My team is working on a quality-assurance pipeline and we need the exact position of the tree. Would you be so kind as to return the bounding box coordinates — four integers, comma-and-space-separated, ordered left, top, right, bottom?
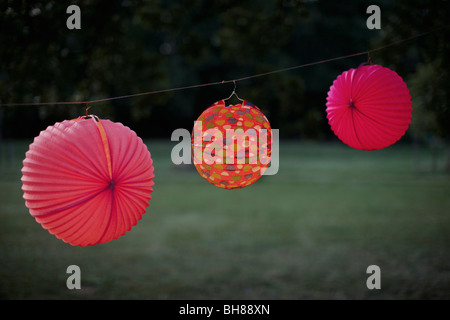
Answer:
0, 0, 168, 138
375, 0, 450, 170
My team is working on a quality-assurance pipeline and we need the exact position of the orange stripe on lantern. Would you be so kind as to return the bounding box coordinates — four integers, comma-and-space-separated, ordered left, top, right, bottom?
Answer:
71, 115, 113, 180
90, 116, 113, 180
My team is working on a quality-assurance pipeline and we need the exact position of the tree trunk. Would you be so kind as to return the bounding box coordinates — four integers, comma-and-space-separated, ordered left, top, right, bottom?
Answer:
413, 138, 420, 174
431, 137, 438, 173
445, 142, 450, 172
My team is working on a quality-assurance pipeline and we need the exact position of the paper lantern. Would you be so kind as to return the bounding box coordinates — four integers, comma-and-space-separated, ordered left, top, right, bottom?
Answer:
21, 115, 155, 246
191, 100, 271, 189
326, 64, 412, 150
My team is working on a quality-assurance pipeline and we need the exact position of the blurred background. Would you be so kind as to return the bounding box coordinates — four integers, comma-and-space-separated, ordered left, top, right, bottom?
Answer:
0, 0, 449, 300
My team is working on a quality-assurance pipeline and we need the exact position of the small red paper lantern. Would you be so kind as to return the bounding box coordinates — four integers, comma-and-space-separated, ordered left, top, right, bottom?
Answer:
191, 100, 272, 189
326, 64, 412, 150
21, 115, 155, 246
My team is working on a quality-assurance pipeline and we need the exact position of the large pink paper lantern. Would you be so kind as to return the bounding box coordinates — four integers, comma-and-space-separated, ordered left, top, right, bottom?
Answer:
21, 115, 155, 246
326, 64, 413, 150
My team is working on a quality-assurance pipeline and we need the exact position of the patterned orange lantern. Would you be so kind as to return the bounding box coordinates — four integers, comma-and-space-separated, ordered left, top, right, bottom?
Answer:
191, 100, 272, 189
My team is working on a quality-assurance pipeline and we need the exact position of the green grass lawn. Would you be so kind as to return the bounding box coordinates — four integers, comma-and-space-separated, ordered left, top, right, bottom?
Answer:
0, 139, 449, 299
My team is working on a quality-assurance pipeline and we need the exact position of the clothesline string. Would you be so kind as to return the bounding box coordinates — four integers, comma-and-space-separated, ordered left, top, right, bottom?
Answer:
0, 28, 436, 107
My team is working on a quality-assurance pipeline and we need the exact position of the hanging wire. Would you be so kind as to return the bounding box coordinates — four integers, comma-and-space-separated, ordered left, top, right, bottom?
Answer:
0, 27, 440, 108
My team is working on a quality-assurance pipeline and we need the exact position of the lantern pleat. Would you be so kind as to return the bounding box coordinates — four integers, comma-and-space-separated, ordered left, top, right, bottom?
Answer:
21, 117, 155, 246
326, 64, 412, 150
352, 112, 389, 150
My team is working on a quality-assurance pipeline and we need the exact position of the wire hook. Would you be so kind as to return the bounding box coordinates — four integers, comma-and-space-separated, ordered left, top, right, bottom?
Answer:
224, 80, 244, 102
85, 105, 92, 117
367, 52, 373, 65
